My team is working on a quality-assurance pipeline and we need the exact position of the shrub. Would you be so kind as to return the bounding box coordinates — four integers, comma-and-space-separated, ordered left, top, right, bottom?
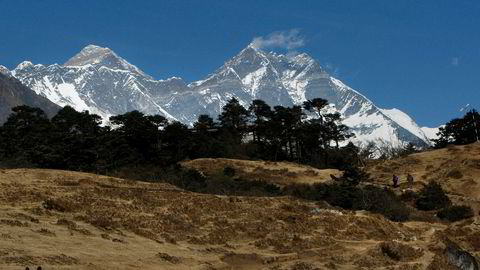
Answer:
284, 180, 410, 221
42, 198, 80, 212
223, 166, 236, 177
43, 199, 66, 212
437, 205, 474, 222
415, 181, 451, 211
323, 183, 358, 209
446, 169, 463, 179
354, 186, 410, 222
339, 166, 370, 186
283, 183, 326, 201
163, 167, 207, 192
379, 241, 423, 261
90, 216, 116, 229
400, 190, 419, 203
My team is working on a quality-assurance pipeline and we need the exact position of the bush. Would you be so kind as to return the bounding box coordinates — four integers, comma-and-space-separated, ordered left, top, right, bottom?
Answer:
354, 186, 410, 222
338, 166, 370, 186
323, 183, 358, 209
283, 183, 327, 201
400, 190, 419, 203
415, 181, 451, 211
43, 199, 66, 212
437, 205, 474, 222
223, 166, 236, 177
162, 167, 207, 191
283, 182, 410, 222
446, 169, 463, 179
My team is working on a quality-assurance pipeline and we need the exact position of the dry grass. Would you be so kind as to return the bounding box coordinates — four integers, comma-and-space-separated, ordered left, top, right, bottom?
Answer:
366, 142, 480, 214
0, 167, 477, 269
181, 158, 342, 186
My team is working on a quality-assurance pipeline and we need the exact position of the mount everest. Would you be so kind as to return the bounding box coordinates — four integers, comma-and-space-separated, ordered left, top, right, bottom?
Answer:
2, 44, 438, 148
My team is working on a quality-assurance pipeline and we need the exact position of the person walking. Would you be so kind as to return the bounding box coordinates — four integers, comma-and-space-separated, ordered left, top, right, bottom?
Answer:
407, 173, 414, 190
392, 174, 399, 188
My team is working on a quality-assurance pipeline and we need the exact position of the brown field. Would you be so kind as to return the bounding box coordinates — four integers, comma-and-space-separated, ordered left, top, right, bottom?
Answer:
0, 144, 479, 269
366, 142, 480, 213
181, 158, 342, 186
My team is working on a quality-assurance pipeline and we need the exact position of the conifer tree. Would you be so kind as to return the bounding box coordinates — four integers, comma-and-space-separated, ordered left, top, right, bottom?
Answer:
218, 98, 250, 131
433, 109, 480, 147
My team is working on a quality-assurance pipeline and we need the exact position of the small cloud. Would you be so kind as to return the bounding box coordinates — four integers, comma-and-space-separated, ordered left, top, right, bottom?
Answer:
451, 57, 459, 66
333, 67, 340, 76
460, 104, 470, 112
324, 63, 341, 77
251, 29, 305, 50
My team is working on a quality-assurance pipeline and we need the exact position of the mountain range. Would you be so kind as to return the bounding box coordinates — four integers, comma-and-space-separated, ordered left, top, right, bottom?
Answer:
0, 72, 60, 124
1, 44, 438, 148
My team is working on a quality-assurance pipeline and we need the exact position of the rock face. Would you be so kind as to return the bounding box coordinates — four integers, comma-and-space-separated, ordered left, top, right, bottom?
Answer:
6, 44, 437, 147
446, 240, 479, 270
0, 73, 60, 124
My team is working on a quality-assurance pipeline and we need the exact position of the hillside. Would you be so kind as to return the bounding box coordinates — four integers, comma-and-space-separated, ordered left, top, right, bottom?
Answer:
0, 168, 478, 269
181, 158, 342, 186
0, 73, 60, 124
366, 142, 480, 213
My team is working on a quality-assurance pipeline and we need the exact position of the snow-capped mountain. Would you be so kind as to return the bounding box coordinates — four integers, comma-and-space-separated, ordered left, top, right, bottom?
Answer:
0, 73, 60, 124
6, 44, 437, 147
11, 45, 182, 122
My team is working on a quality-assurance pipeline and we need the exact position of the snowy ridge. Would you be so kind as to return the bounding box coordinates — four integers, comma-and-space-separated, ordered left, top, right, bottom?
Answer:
6, 44, 439, 148
64, 45, 151, 79
380, 108, 430, 143
0, 65, 11, 76
420, 127, 441, 141
11, 50, 178, 122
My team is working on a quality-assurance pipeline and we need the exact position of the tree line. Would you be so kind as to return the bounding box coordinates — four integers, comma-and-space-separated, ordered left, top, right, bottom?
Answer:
0, 97, 360, 174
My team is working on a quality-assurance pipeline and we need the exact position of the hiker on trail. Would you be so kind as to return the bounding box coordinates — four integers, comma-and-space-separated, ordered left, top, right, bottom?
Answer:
407, 174, 414, 190
392, 174, 399, 188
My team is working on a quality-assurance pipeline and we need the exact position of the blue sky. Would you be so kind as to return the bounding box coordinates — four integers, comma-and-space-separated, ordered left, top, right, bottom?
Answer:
1, 0, 479, 127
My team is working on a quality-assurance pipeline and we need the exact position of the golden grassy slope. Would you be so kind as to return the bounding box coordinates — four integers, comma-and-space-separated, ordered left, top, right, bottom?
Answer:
0, 168, 478, 269
181, 158, 342, 186
366, 143, 480, 212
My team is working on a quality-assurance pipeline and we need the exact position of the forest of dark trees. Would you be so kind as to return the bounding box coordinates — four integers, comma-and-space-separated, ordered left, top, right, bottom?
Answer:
0, 97, 360, 176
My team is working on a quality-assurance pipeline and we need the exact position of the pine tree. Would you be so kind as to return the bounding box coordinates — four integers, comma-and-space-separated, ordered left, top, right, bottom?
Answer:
0, 106, 52, 165
218, 98, 250, 131
303, 98, 329, 124
194, 114, 216, 131
433, 109, 480, 147
50, 106, 103, 170
249, 99, 272, 143
109, 110, 162, 160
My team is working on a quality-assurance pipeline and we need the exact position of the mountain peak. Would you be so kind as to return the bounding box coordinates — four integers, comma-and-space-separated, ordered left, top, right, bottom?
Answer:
0, 65, 10, 76
83, 44, 111, 52
246, 42, 263, 51
64, 45, 112, 66
64, 44, 151, 78
289, 52, 315, 66
236, 44, 263, 57
15, 61, 34, 70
